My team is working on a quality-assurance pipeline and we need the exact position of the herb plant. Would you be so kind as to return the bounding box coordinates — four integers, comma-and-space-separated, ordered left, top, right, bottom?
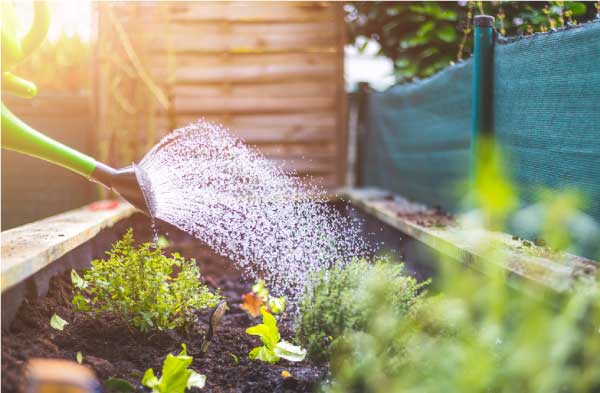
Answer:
246, 307, 306, 364
72, 229, 221, 332
142, 344, 206, 393
296, 258, 427, 362
324, 261, 600, 393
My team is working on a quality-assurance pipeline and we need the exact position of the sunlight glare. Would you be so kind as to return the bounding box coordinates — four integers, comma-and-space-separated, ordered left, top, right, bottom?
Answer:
12, 0, 92, 42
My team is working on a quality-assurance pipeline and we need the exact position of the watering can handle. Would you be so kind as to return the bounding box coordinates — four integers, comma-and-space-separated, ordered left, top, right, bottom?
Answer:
1, 1, 99, 178
22, 2, 52, 59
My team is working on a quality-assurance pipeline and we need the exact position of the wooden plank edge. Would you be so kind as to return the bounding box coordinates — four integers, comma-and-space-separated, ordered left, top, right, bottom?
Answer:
336, 187, 598, 292
1, 200, 137, 293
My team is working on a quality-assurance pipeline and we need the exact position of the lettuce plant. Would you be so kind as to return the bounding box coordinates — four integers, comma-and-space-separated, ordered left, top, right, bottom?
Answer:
72, 229, 221, 332
142, 344, 205, 393
246, 307, 306, 364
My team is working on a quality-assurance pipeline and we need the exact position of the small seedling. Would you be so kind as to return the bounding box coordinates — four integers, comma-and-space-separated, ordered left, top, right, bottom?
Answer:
76, 351, 83, 364
229, 353, 239, 364
142, 344, 206, 393
201, 300, 228, 354
50, 313, 68, 331
246, 307, 306, 364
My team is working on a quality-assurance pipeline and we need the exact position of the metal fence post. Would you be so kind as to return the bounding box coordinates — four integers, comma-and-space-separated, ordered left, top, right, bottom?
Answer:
354, 81, 371, 187
470, 15, 495, 194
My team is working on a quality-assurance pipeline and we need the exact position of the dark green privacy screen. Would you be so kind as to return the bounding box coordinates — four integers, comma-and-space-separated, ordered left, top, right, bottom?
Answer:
493, 21, 600, 225
358, 21, 600, 259
359, 60, 472, 212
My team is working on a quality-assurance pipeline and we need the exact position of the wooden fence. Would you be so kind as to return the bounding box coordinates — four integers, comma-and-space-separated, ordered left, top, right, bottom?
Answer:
1, 94, 96, 230
95, 1, 346, 189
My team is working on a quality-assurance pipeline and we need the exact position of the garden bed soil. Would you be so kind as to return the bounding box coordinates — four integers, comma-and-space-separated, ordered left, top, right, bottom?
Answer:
1, 235, 327, 393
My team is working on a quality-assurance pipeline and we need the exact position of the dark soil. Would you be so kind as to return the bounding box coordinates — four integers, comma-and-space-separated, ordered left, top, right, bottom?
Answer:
397, 207, 455, 228
1, 236, 328, 393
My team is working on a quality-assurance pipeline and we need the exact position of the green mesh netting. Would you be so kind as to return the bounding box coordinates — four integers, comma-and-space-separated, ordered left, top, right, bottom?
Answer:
358, 21, 600, 259
359, 60, 472, 212
493, 21, 600, 227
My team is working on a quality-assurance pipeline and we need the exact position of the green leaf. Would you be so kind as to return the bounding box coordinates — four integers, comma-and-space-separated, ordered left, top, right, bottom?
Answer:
566, 2, 587, 15
187, 370, 206, 389
252, 279, 269, 300
156, 353, 193, 393
267, 297, 286, 314
436, 25, 457, 43
274, 341, 306, 362
71, 269, 88, 289
50, 313, 69, 331
141, 369, 159, 390
104, 377, 136, 392
179, 343, 188, 356
245, 307, 280, 349
72, 294, 90, 311
156, 235, 170, 249
249, 346, 280, 364
76, 351, 83, 364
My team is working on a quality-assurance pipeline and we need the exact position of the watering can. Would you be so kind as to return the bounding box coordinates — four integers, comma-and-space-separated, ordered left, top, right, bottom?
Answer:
1, 2, 151, 215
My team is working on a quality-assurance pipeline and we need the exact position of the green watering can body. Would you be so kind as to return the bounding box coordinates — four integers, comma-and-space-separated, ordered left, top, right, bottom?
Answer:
1, 2, 151, 215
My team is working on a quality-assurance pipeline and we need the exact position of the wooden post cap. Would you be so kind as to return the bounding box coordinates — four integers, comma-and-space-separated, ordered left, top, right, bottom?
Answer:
24, 359, 99, 393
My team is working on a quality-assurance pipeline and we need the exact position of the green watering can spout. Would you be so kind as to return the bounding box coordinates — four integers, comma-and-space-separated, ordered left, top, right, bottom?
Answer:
1, 2, 151, 216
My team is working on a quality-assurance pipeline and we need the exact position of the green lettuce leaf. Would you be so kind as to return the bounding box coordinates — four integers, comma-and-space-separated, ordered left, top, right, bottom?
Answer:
187, 371, 206, 389
141, 344, 205, 392
71, 269, 88, 289
249, 345, 280, 364
274, 340, 307, 362
50, 313, 69, 331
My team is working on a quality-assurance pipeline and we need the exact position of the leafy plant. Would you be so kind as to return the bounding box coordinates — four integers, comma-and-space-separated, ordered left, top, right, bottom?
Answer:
296, 258, 427, 362
50, 313, 69, 331
142, 344, 206, 393
246, 307, 306, 364
346, 1, 597, 81
72, 229, 222, 332
325, 259, 600, 393
241, 279, 286, 317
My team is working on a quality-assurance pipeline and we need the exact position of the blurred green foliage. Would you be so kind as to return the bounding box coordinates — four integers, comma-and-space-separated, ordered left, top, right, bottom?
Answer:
304, 138, 600, 392
345, 1, 599, 80
296, 259, 427, 362
323, 259, 600, 393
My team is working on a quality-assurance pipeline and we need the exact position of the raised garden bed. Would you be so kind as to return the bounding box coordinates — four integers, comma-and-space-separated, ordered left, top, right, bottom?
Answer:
3, 190, 597, 392
1, 199, 438, 392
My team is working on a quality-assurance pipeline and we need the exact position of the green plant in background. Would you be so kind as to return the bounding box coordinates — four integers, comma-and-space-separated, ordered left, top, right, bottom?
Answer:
296, 258, 428, 362
142, 344, 206, 392
323, 257, 600, 393
72, 229, 222, 332
246, 307, 306, 364
345, 1, 598, 81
